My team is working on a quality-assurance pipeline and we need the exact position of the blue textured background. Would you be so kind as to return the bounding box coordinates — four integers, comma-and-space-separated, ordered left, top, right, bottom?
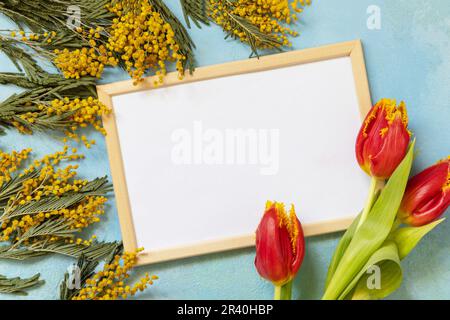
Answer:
0, 0, 449, 300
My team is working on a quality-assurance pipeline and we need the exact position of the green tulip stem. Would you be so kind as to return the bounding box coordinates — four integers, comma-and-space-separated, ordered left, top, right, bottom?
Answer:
356, 177, 379, 230
391, 217, 402, 232
274, 281, 293, 300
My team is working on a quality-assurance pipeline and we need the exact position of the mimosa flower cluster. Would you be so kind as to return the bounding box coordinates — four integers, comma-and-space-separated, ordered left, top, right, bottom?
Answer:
0, 146, 105, 244
12, 97, 110, 148
0, 0, 168, 298
0, 148, 32, 188
53, 0, 186, 85
107, 0, 186, 85
54, 26, 119, 79
54, 46, 118, 80
7, 26, 117, 80
48, 97, 111, 147
72, 248, 158, 300
209, 0, 311, 50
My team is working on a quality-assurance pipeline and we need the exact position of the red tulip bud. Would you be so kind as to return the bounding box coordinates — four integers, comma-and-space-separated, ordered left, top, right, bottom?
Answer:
255, 201, 305, 286
356, 99, 411, 179
398, 157, 450, 226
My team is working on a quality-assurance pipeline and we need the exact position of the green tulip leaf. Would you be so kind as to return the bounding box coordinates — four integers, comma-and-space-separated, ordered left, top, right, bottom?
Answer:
322, 141, 415, 300
325, 189, 382, 289
346, 218, 446, 300
325, 191, 382, 289
340, 241, 402, 300
391, 218, 445, 260
325, 213, 361, 289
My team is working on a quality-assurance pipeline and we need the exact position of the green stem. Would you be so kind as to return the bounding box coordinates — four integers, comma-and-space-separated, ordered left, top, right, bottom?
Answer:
390, 217, 402, 233
356, 177, 379, 230
274, 281, 292, 300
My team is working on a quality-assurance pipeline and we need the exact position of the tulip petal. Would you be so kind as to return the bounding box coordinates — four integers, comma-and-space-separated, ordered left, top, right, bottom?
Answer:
356, 104, 389, 174
369, 115, 410, 179
255, 202, 305, 286
401, 162, 448, 214
355, 99, 411, 179
404, 191, 450, 226
255, 207, 292, 285
362, 107, 389, 162
399, 159, 450, 226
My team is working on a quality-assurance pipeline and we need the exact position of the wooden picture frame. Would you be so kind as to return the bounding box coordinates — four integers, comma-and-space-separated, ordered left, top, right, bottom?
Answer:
97, 40, 372, 266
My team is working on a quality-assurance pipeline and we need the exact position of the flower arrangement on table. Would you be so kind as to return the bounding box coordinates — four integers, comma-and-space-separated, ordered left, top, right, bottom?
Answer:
254, 98, 449, 300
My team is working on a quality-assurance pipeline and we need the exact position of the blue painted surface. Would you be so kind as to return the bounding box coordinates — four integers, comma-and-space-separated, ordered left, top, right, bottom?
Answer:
0, 0, 449, 300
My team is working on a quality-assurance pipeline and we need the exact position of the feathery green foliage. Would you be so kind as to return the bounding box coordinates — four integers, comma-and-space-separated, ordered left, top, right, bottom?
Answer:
0, 240, 120, 261
1, 176, 111, 223
0, 77, 97, 133
0, 273, 44, 295
0, 0, 113, 34
180, 0, 209, 28
59, 243, 123, 300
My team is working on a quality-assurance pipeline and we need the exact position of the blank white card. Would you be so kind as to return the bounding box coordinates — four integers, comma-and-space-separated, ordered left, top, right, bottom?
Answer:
112, 57, 370, 252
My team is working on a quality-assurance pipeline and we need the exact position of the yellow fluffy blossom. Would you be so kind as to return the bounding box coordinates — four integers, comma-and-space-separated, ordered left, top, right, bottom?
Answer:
47, 97, 111, 147
107, 0, 187, 85
53, 25, 118, 79
72, 248, 158, 300
12, 97, 111, 148
209, 0, 311, 50
0, 146, 107, 242
54, 0, 186, 85
54, 46, 118, 79
0, 148, 32, 188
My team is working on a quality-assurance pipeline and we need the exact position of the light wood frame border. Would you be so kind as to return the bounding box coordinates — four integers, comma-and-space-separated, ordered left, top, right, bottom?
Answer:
97, 40, 372, 266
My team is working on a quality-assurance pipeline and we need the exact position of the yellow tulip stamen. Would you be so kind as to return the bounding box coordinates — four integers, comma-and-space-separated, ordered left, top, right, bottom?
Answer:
381, 98, 398, 123
397, 101, 409, 127
383, 99, 409, 125
379, 127, 389, 137
361, 105, 379, 138
275, 202, 287, 228
265, 200, 274, 210
443, 156, 450, 191
269, 201, 299, 254
369, 99, 412, 138
287, 204, 299, 253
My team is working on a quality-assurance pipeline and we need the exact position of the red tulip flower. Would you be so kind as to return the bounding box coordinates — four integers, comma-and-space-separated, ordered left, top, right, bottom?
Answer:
398, 157, 450, 227
255, 201, 305, 298
356, 99, 411, 180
